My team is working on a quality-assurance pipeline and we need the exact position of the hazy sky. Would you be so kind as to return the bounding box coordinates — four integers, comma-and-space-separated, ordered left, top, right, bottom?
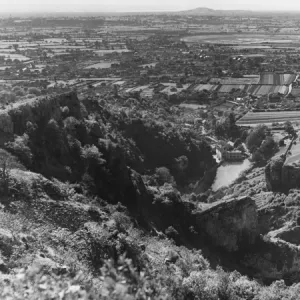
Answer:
1, 0, 300, 12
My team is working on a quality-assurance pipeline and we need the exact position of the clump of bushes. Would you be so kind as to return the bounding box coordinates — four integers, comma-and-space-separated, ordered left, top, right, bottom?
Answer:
155, 167, 175, 186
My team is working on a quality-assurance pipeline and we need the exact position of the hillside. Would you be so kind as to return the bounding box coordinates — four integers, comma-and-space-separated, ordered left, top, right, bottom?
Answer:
1, 91, 300, 299
174, 7, 254, 16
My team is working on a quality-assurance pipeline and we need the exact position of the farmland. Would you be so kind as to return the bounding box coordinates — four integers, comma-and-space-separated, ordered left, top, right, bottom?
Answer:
209, 77, 260, 85
258, 73, 297, 85
193, 84, 219, 92
218, 84, 247, 93
237, 111, 300, 126
182, 34, 300, 45
247, 85, 289, 96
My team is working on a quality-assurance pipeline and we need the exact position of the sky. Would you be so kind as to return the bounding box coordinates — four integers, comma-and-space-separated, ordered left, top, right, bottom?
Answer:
1, 0, 300, 13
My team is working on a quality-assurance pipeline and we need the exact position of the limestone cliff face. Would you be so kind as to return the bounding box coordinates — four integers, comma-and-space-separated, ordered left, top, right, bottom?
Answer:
282, 162, 300, 189
193, 196, 258, 252
265, 155, 300, 190
242, 236, 300, 284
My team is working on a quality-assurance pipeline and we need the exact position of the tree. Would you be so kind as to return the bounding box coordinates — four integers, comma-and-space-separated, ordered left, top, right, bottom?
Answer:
215, 122, 226, 137
284, 121, 296, 137
246, 125, 268, 153
28, 87, 41, 96
155, 167, 175, 186
252, 150, 265, 164
259, 136, 278, 159
81, 144, 105, 173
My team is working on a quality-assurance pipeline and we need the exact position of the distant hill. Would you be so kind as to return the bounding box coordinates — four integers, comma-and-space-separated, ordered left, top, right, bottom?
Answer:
174, 7, 254, 16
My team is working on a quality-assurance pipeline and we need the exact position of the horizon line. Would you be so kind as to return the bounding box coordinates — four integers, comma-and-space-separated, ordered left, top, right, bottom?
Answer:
2, 7, 300, 15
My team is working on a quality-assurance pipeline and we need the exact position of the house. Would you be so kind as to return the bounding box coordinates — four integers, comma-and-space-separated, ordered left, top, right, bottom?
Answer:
217, 142, 246, 161
223, 150, 245, 161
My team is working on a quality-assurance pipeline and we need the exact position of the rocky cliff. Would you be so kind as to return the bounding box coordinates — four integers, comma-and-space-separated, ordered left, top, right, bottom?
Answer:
193, 196, 258, 252
265, 156, 285, 190
265, 155, 300, 191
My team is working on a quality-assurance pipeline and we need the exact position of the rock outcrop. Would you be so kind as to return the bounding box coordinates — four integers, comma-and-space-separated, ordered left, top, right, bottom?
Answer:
282, 162, 300, 189
243, 236, 300, 284
265, 156, 285, 190
265, 155, 300, 191
193, 196, 258, 252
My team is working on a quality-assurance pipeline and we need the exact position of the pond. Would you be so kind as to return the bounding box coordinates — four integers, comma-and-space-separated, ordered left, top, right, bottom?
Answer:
212, 159, 251, 191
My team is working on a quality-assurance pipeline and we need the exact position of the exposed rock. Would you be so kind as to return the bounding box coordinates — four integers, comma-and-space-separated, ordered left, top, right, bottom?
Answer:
265, 156, 285, 191
282, 161, 300, 190
265, 153, 300, 190
193, 196, 258, 252
243, 236, 300, 284
32, 255, 69, 275
270, 226, 300, 245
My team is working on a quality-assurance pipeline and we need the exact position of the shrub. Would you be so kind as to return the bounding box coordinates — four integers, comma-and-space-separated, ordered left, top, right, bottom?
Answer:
155, 167, 175, 186
13, 87, 25, 96
81, 145, 106, 170
26, 94, 36, 99
165, 226, 179, 240
5, 134, 33, 168
0, 91, 16, 104
28, 87, 41, 96
111, 211, 132, 232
